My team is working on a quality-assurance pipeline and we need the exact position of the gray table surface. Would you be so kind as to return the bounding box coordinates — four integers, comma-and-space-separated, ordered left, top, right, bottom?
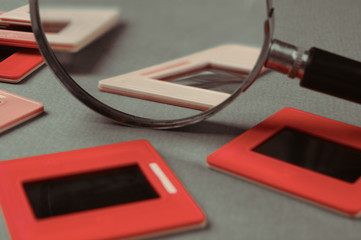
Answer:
1, 0, 361, 239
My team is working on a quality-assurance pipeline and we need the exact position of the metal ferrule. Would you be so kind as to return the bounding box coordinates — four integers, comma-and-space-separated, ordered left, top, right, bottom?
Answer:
265, 39, 309, 79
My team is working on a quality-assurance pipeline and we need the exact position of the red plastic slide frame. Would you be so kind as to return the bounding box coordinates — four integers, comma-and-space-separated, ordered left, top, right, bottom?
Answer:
0, 48, 44, 83
0, 140, 206, 240
207, 108, 361, 217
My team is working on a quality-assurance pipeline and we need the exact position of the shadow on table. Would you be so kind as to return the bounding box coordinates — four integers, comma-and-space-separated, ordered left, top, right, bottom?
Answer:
55, 22, 127, 74
171, 120, 247, 136
0, 111, 48, 137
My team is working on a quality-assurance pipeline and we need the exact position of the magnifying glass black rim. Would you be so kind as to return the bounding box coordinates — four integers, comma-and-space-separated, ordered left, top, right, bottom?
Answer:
29, 0, 274, 129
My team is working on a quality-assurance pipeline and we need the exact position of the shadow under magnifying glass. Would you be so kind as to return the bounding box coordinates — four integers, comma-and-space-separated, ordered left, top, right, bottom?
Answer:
54, 23, 127, 74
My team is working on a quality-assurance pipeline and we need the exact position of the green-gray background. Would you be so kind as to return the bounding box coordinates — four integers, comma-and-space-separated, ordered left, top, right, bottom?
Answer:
1, 0, 361, 239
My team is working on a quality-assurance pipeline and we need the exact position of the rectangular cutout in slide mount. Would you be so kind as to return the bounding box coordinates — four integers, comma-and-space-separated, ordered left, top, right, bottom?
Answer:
160, 66, 247, 94
24, 165, 159, 219
0, 89, 43, 134
207, 108, 361, 217
0, 140, 206, 240
254, 128, 361, 183
99, 45, 262, 111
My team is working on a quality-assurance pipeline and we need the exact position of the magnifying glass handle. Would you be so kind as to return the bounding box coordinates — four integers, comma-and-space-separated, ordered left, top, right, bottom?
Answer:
301, 48, 361, 104
266, 40, 361, 104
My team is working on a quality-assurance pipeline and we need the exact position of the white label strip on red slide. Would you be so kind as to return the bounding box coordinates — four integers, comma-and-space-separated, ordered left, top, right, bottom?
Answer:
149, 163, 177, 194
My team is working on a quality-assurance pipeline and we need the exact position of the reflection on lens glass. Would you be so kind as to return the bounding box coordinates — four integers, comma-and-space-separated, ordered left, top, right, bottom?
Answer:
160, 67, 247, 94
38, 0, 266, 121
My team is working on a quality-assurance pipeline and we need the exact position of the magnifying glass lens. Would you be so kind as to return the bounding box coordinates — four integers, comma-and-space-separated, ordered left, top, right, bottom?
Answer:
35, 0, 267, 126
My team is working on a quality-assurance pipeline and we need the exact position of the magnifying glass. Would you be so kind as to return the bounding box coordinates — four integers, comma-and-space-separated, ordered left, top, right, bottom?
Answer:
29, 0, 361, 129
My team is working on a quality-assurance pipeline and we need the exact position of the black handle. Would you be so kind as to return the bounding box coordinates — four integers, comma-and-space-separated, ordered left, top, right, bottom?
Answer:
301, 48, 361, 104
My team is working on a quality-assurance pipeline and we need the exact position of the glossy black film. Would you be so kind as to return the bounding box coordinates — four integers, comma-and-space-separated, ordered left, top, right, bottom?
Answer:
23, 165, 159, 219
253, 128, 361, 183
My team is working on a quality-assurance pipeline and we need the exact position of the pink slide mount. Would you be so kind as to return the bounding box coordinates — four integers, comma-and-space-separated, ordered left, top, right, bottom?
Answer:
208, 107, 361, 217
0, 89, 43, 133
0, 140, 206, 240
